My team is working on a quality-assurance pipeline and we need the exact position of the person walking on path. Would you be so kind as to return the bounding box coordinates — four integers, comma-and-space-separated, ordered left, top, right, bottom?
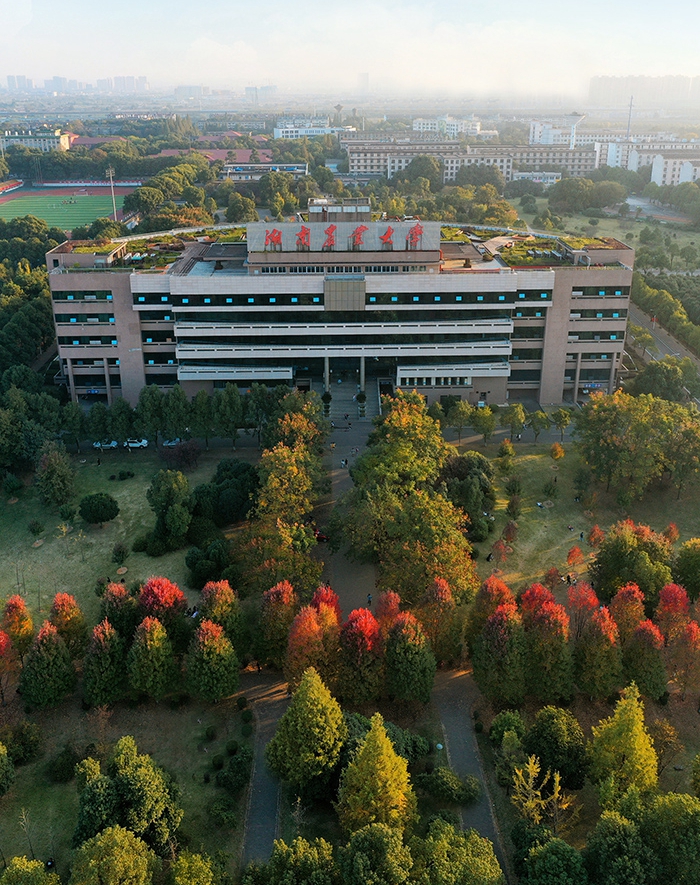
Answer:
367, 593, 372, 607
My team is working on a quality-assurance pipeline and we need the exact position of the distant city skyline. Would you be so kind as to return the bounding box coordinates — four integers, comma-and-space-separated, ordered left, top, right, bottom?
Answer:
2, 0, 700, 98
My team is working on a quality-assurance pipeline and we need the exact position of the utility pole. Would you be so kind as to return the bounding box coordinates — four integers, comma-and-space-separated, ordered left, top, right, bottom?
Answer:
106, 165, 117, 221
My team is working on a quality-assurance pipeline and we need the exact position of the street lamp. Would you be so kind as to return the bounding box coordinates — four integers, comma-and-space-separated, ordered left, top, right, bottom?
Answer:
106, 166, 117, 221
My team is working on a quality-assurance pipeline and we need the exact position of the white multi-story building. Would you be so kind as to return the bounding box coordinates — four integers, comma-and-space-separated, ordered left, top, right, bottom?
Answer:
413, 116, 482, 138
1, 129, 72, 152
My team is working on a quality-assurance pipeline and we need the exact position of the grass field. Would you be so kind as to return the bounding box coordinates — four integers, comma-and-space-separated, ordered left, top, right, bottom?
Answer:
0, 189, 128, 229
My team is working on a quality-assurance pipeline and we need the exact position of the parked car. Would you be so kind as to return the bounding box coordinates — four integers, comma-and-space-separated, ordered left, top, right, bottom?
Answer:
123, 438, 149, 449
93, 440, 118, 450
162, 438, 181, 447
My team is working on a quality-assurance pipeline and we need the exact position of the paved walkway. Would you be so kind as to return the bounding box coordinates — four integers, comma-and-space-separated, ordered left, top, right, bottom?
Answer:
433, 670, 509, 877
240, 671, 289, 865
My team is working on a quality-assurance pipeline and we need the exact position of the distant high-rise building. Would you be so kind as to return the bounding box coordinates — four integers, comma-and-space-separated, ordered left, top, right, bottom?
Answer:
7, 75, 16, 92
97, 78, 113, 92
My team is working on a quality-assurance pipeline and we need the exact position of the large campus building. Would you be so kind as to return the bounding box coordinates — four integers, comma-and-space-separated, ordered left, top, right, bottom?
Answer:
46, 215, 633, 409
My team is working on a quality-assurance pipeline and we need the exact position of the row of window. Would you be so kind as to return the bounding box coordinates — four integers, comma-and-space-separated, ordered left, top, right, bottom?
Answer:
511, 349, 543, 361
399, 377, 473, 387
568, 331, 620, 341
573, 287, 629, 298
366, 291, 552, 306
58, 336, 117, 346
52, 291, 113, 302
570, 309, 627, 319
176, 333, 511, 347
55, 314, 115, 324
134, 293, 324, 307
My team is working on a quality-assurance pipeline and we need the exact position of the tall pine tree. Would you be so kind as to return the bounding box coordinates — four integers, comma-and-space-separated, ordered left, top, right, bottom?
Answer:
185, 619, 239, 702
83, 619, 126, 707
127, 618, 176, 701
19, 621, 76, 708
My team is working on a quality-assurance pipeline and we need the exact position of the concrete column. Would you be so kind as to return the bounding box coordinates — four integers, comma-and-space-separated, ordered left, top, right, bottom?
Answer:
103, 357, 112, 405
608, 356, 618, 394
324, 356, 330, 393
359, 355, 365, 392
573, 353, 582, 400
65, 358, 76, 403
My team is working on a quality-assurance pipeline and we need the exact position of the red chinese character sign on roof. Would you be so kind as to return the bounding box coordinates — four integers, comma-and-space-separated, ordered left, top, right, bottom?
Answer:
350, 225, 369, 249
406, 222, 424, 250
379, 226, 394, 248
265, 229, 282, 250
323, 224, 336, 250
296, 225, 310, 249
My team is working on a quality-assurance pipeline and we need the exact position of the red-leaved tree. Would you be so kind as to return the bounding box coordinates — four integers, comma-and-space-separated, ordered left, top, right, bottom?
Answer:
139, 576, 187, 622
663, 523, 680, 545
574, 606, 622, 700
338, 608, 383, 704
543, 567, 562, 592
311, 585, 342, 623
567, 546, 585, 570
49, 593, 88, 659
524, 600, 573, 702
285, 604, 340, 691
0, 630, 18, 706
623, 619, 667, 701
100, 582, 140, 639
520, 584, 556, 626
200, 580, 240, 643
417, 578, 458, 663
375, 591, 402, 638
384, 612, 436, 704
2, 595, 33, 661
567, 582, 599, 642
185, 619, 239, 702
465, 575, 515, 653
655, 583, 691, 645
608, 583, 646, 646
472, 603, 525, 706
259, 580, 298, 669
83, 619, 126, 707
587, 525, 605, 549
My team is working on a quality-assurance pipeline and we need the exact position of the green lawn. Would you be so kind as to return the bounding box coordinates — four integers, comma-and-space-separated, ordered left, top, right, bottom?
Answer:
0, 192, 125, 228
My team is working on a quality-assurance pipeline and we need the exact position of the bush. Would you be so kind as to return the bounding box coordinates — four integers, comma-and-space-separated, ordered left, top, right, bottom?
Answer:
3, 473, 23, 495
236, 696, 248, 709
505, 476, 523, 496
131, 533, 150, 553
212, 754, 225, 771
111, 542, 129, 565
186, 516, 223, 548
474, 721, 484, 733
209, 796, 238, 829
117, 470, 135, 481
241, 723, 253, 738
205, 725, 217, 742
489, 710, 526, 746
146, 534, 168, 557
216, 745, 253, 796
0, 720, 43, 765
59, 503, 76, 521
427, 810, 461, 829
94, 576, 110, 597
226, 740, 239, 756
543, 480, 558, 498
241, 709, 253, 724
46, 742, 81, 783
28, 519, 44, 536
417, 766, 481, 804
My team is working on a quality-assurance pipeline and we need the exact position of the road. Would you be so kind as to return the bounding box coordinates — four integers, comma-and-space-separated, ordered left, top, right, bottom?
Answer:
629, 303, 700, 369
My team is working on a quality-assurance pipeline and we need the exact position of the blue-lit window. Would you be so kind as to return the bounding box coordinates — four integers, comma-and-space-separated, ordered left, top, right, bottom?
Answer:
541, 293, 548, 299
596, 312, 603, 318
477, 295, 484, 302
161, 296, 168, 302
313, 297, 320, 303
111, 339, 117, 344
146, 337, 153, 343
138, 296, 145, 302
168, 359, 174, 365
107, 294, 113, 300
369, 296, 377, 302
67, 295, 74, 300
515, 311, 523, 317
456, 296, 462, 302
434, 296, 441, 302
391, 296, 398, 302
70, 318, 77, 323
109, 317, 115, 323
269, 297, 276, 303
536, 312, 542, 317
204, 298, 211, 304
72, 339, 80, 345
518, 292, 525, 299
413, 296, 420, 302
226, 298, 232, 303
615, 290, 622, 295
247, 298, 254, 304
115, 360, 120, 366
182, 298, 189, 304
164, 315, 171, 321
148, 359, 154, 365
498, 295, 506, 301
611, 334, 617, 340
612, 312, 619, 318
291, 297, 298, 303
599, 290, 605, 296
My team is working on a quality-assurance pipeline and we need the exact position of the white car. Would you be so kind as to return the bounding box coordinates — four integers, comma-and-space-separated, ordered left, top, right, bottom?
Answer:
93, 440, 118, 450
123, 438, 149, 449
162, 438, 181, 447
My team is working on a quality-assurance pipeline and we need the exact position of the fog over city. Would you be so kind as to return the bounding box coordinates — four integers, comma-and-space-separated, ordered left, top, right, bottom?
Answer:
3, 0, 700, 98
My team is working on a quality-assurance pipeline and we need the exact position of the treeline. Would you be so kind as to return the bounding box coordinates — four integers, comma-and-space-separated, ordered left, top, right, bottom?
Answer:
574, 389, 700, 502
332, 391, 480, 604
644, 178, 700, 226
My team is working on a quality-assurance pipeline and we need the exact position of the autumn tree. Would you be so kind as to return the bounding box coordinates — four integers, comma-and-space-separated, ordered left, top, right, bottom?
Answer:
199, 580, 240, 645
259, 580, 298, 669
673, 537, 700, 601
185, 619, 239, 702
0, 857, 60, 885
19, 621, 76, 708
375, 591, 401, 638
138, 576, 187, 626
340, 824, 413, 885
384, 612, 436, 705
170, 852, 216, 885
410, 818, 504, 885
566, 546, 585, 571
523, 601, 573, 703
589, 683, 658, 804
622, 620, 667, 700
465, 575, 515, 653
127, 618, 177, 701
83, 620, 126, 707
667, 620, 700, 698
244, 837, 338, 885
472, 603, 526, 706
0, 630, 18, 705
285, 604, 339, 691
574, 607, 622, 700
338, 608, 383, 704
588, 524, 605, 549
567, 582, 599, 642
266, 667, 347, 796
311, 584, 342, 622
654, 583, 690, 644
0, 740, 14, 797
2, 595, 33, 660
416, 577, 458, 663
336, 713, 416, 834
609, 583, 645, 645
49, 592, 88, 658
100, 582, 139, 640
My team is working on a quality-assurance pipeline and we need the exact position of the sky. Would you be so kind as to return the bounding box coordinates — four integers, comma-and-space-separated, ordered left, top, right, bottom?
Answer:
3, 0, 700, 98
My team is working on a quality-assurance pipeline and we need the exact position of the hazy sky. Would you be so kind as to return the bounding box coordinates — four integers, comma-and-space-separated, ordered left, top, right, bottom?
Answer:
3, 0, 700, 97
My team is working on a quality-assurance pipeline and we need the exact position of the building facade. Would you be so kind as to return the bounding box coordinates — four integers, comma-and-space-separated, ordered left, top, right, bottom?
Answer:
46, 223, 633, 409
1, 129, 72, 152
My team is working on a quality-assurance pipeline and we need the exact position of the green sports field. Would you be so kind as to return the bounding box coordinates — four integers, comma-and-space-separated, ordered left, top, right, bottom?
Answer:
0, 189, 126, 229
